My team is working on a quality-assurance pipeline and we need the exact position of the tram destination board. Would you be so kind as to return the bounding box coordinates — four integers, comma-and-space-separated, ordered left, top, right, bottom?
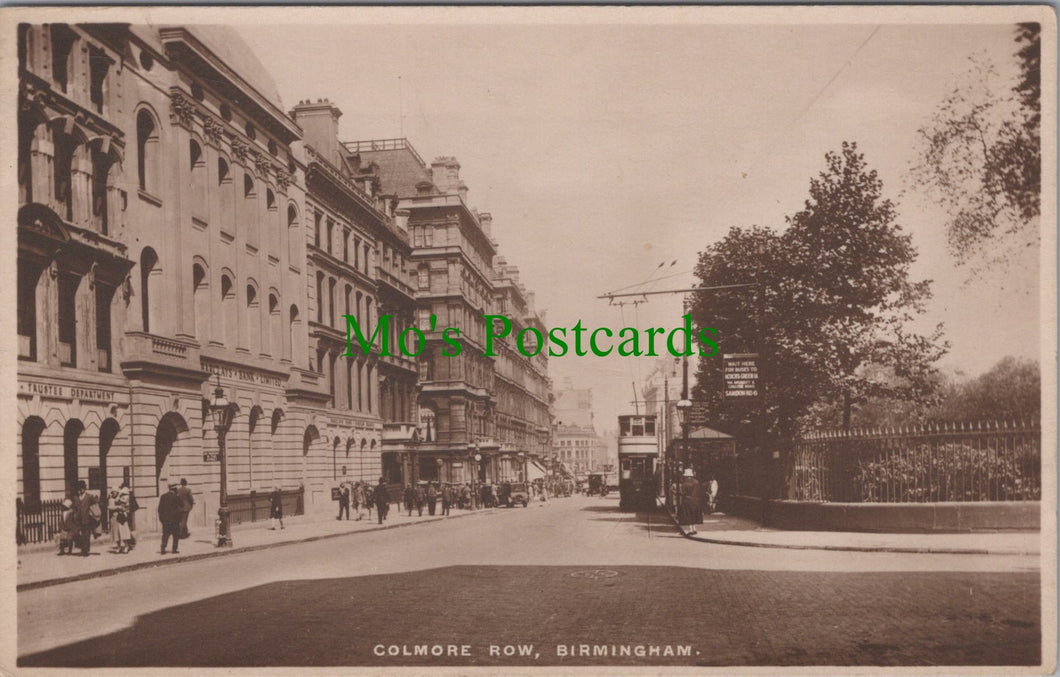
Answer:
723, 353, 759, 399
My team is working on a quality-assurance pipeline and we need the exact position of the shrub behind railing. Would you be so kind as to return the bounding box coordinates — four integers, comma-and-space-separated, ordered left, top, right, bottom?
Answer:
789, 420, 1040, 503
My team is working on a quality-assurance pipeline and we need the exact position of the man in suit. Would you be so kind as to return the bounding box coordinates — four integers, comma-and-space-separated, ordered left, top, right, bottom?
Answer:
70, 480, 100, 557
426, 482, 438, 516
373, 477, 390, 525
158, 482, 184, 554
177, 478, 195, 539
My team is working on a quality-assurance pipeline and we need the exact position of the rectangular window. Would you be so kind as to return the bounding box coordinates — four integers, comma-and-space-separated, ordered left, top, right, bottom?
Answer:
417, 266, 429, 290
88, 45, 111, 114
17, 263, 38, 361
57, 273, 78, 367
51, 25, 77, 93
95, 283, 113, 372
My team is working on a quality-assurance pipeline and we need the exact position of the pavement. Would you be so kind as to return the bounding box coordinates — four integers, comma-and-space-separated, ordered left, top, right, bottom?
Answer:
18, 495, 1041, 593
15, 494, 1042, 668
16, 503, 497, 591
662, 502, 1042, 555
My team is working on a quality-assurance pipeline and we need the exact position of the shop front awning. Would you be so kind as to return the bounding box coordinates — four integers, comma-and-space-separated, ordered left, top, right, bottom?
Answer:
527, 461, 547, 481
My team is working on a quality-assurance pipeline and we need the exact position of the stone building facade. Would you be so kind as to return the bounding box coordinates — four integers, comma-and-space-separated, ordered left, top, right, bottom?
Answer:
16, 24, 553, 540
348, 141, 553, 485
290, 99, 419, 497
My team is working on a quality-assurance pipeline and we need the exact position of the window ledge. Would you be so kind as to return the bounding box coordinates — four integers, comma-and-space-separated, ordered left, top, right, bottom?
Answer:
137, 189, 162, 208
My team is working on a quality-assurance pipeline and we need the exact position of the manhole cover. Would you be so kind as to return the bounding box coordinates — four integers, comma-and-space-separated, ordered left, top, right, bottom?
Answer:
569, 569, 619, 580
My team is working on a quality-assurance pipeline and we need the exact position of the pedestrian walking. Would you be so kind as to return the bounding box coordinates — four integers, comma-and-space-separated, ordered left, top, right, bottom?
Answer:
413, 482, 426, 516
427, 482, 438, 516
374, 477, 389, 524
353, 482, 366, 521
158, 481, 183, 554
177, 478, 195, 539
109, 486, 134, 553
364, 485, 373, 520
71, 480, 101, 557
441, 484, 451, 516
708, 476, 719, 514
58, 498, 76, 555
125, 482, 140, 549
269, 486, 285, 530
461, 484, 471, 510
677, 468, 704, 534
337, 483, 350, 520
404, 484, 415, 516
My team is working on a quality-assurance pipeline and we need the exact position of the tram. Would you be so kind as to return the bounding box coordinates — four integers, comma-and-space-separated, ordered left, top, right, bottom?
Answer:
617, 414, 659, 511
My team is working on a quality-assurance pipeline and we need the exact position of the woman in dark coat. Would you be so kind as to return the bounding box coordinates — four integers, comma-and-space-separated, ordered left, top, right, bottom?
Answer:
269, 487, 284, 530
677, 469, 704, 534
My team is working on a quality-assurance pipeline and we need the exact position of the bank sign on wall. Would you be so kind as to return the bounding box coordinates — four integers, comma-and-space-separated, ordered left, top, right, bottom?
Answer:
723, 353, 759, 399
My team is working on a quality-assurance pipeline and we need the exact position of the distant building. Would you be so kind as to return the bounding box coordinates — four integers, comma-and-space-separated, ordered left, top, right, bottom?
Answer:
345, 139, 552, 485
552, 383, 607, 473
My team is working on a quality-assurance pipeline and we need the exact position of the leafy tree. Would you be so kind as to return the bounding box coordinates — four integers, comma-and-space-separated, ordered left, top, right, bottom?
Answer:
907, 23, 1040, 272
691, 143, 948, 442
932, 356, 1040, 422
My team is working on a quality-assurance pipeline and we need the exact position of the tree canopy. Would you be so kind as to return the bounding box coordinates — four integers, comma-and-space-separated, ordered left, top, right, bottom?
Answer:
907, 23, 1040, 273
691, 142, 947, 441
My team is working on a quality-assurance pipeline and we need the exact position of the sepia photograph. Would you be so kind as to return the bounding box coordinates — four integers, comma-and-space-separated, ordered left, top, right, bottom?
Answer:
4, 5, 1056, 673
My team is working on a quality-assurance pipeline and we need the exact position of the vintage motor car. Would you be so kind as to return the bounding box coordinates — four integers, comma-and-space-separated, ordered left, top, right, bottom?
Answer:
506, 482, 530, 507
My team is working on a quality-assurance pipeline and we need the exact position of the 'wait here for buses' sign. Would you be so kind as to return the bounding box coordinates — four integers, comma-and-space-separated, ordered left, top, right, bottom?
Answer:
723, 353, 759, 399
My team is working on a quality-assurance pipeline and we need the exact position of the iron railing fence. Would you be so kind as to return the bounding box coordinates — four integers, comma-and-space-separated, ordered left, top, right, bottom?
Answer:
788, 420, 1040, 503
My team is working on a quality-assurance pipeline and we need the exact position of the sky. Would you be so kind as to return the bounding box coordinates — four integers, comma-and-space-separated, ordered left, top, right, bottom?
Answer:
236, 16, 1042, 430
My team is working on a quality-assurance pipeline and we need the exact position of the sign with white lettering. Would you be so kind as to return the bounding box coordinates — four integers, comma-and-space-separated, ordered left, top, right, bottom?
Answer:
723, 353, 759, 399
18, 380, 118, 402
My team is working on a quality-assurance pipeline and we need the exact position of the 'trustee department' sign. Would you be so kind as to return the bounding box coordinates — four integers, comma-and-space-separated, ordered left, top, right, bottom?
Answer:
723, 353, 759, 399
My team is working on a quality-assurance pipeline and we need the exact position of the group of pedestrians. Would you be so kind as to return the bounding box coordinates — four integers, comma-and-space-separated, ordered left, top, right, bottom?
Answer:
401, 481, 458, 517
675, 469, 720, 535
335, 481, 373, 522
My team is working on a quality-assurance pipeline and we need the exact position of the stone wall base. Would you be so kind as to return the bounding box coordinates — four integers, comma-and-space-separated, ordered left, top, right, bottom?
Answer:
721, 495, 1040, 532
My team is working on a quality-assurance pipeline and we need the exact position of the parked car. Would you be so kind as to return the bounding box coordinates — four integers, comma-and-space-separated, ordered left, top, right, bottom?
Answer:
507, 482, 530, 507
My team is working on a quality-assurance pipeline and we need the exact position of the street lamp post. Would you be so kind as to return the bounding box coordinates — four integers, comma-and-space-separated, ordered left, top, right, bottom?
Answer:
675, 398, 692, 513
209, 378, 235, 547
468, 442, 481, 510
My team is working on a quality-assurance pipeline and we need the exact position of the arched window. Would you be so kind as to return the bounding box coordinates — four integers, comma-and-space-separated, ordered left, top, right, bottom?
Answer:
136, 109, 159, 194
192, 262, 208, 340
266, 188, 275, 210
140, 247, 159, 333
64, 419, 84, 498
287, 204, 300, 265
244, 174, 258, 249
156, 412, 189, 494
21, 417, 45, 508
288, 304, 300, 365
189, 139, 205, 215
246, 282, 260, 354
218, 157, 230, 185
268, 292, 281, 359
220, 273, 235, 346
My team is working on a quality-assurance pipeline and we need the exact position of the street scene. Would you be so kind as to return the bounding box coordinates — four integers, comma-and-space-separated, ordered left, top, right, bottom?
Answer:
17, 494, 1042, 667
8, 5, 1053, 673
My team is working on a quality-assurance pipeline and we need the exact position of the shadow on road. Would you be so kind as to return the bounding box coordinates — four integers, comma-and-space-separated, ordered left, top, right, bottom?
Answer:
19, 565, 1039, 668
